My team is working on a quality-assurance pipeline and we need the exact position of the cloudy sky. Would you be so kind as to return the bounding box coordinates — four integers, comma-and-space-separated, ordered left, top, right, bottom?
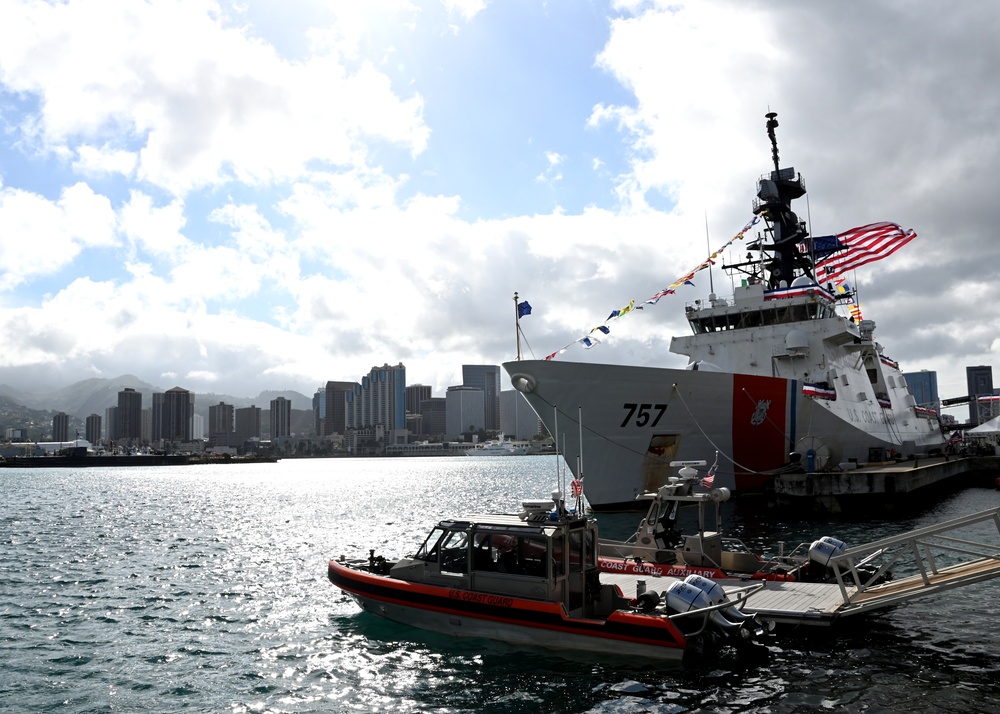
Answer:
1, 0, 998, 410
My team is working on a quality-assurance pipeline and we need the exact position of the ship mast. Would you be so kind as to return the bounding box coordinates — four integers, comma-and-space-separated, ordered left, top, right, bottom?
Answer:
751, 112, 813, 288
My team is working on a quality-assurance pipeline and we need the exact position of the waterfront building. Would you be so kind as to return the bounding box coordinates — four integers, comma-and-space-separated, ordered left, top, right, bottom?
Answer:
405, 384, 432, 416
966, 365, 994, 426
85, 414, 101, 445
270, 396, 292, 439
445, 386, 484, 440
208, 402, 236, 448
117, 388, 143, 443
462, 365, 501, 431
345, 363, 407, 447
163, 387, 194, 443
52, 412, 69, 442
321, 381, 355, 436
105, 406, 119, 441
235, 405, 261, 442
500, 389, 541, 441
419, 397, 446, 438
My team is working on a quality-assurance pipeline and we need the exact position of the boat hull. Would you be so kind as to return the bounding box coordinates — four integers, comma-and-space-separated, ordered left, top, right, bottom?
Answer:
328, 560, 688, 660
505, 359, 944, 510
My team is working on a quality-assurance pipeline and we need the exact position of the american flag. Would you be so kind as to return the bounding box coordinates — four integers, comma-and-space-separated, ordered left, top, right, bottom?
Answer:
701, 463, 717, 489
570, 479, 584, 497
813, 222, 916, 283
947, 431, 963, 445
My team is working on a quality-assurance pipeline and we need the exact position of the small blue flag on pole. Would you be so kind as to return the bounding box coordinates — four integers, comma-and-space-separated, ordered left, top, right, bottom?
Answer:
517, 301, 532, 318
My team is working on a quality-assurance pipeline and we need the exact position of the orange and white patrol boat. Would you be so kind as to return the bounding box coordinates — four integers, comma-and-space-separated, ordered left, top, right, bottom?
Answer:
328, 492, 769, 662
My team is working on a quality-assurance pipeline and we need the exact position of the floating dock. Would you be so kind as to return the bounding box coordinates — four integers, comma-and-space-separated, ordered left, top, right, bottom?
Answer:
602, 506, 1000, 628
770, 455, 1000, 514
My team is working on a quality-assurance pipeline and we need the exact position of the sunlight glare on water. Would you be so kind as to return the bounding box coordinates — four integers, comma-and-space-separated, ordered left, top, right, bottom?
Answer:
2, 456, 999, 713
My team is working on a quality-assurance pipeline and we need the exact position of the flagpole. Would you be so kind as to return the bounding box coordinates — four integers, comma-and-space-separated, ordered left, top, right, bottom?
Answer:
514, 291, 522, 360
705, 212, 714, 296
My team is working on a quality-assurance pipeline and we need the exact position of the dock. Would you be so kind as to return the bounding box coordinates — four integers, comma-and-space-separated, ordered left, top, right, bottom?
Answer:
602, 506, 1000, 628
770, 455, 1000, 514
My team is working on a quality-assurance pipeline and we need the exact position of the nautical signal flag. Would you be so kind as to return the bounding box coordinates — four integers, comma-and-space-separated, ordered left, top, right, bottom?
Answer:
517, 301, 532, 318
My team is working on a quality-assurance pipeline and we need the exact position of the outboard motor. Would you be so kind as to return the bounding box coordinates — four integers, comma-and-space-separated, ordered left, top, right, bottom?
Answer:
807, 536, 848, 582
665, 577, 770, 640
683, 574, 772, 638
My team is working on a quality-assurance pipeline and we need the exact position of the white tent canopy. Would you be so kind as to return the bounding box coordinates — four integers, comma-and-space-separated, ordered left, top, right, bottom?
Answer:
967, 414, 1000, 436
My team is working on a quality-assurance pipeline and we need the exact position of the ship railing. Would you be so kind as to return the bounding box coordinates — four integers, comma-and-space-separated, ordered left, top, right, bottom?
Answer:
823, 507, 1000, 613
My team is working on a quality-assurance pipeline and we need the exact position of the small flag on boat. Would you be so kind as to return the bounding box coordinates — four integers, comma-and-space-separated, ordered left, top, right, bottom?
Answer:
701, 463, 717, 489
571, 479, 584, 497
517, 301, 532, 318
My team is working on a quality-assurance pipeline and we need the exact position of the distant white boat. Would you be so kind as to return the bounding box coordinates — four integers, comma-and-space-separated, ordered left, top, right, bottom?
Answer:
465, 436, 529, 456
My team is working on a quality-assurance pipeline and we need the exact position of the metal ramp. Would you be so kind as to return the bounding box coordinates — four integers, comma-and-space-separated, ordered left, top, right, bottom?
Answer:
823, 506, 1000, 616
600, 507, 1000, 627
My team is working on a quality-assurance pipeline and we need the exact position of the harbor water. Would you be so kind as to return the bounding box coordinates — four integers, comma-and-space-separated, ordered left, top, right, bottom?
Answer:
2, 456, 999, 713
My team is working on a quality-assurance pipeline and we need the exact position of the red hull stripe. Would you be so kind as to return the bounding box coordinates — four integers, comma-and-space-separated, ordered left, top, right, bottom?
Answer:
329, 561, 687, 649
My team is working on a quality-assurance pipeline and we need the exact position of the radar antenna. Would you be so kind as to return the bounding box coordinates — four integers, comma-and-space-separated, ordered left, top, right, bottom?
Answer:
765, 111, 780, 174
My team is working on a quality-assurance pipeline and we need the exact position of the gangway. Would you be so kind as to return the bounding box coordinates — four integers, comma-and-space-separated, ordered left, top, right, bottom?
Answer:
740, 506, 1000, 625
601, 507, 1000, 627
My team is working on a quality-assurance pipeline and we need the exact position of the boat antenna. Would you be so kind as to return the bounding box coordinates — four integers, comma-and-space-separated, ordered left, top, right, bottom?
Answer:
766, 111, 780, 173
553, 405, 561, 500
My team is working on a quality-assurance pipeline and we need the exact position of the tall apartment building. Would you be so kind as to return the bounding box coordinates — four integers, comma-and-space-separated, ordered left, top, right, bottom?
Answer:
105, 406, 119, 440
270, 396, 292, 439
321, 381, 355, 435
235, 405, 261, 442
208, 402, 235, 447
85, 413, 102, 444
462, 365, 501, 431
903, 371, 939, 412
345, 363, 407, 444
118, 388, 143, 443
52, 412, 69, 442
163, 387, 194, 443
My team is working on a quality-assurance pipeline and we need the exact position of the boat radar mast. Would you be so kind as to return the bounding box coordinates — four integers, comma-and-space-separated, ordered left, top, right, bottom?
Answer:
748, 111, 814, 289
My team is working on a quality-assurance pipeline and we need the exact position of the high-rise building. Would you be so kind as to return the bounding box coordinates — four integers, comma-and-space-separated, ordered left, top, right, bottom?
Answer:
270, 396, 292, 439
903, 371, 939, 412
966, 365, 994, 425
105, 406, 119, 441
462, 365, 501, 431
445, 385, 485, 440
405, 384, 432, 415
313, 388, 326, 435
345, 363, 407, 444
52, 412, 69, 442
118, 388, 143, 442
500, 389, 540, 440
85, 413, 102, 444
419, 397, 446, 437
208, 402, 235, 447
322, 381, 356, 435
163, 387, 194, 443
235, 405, 261, 442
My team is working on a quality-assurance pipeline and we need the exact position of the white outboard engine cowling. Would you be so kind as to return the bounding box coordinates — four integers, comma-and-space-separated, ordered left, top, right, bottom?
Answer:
665, 577, 769, 639
808, 536, 849, 581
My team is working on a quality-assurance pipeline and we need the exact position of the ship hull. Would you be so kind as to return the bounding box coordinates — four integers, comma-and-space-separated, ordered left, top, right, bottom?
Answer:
505, 359, 944, 510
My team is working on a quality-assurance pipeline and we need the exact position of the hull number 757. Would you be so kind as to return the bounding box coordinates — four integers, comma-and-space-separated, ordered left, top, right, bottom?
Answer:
621, 403, 667, 428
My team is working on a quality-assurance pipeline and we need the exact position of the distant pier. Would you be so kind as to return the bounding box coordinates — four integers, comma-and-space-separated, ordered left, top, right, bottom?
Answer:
772, 456, 1000, 514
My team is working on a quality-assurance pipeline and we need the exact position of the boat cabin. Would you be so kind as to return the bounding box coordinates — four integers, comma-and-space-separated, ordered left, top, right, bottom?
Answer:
388, 501, 609, 618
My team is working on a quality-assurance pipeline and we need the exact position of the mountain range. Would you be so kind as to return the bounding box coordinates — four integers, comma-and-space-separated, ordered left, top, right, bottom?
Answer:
0, 375, 313, 422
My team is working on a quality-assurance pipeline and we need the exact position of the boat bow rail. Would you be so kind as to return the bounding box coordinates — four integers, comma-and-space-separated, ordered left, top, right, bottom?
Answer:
812, 507, 1000, 616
